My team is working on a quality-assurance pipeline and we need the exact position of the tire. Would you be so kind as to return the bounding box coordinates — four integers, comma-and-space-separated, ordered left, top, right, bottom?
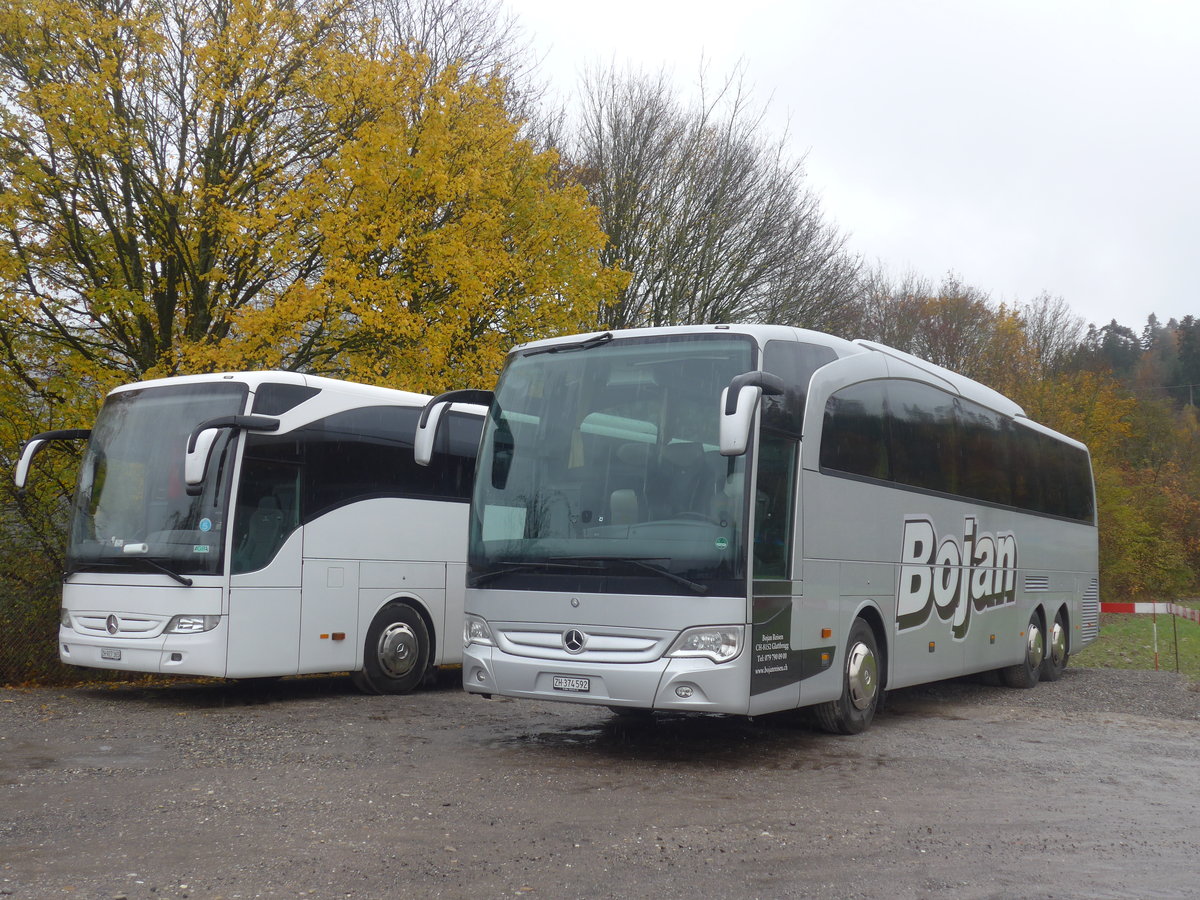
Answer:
1000, 610, 1045, 689
1040, 608, 1069, 682
814, 618, 882, 735
352, 603, 431, 695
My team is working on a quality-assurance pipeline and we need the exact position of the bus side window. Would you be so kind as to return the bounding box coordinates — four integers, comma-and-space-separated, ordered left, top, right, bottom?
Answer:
887, 380, 959, 496
820, 381, 890, 480
762, 340, 838, 439
754, 431, 797, 579
233, 445, 302, 574
956, 398, 1011, 506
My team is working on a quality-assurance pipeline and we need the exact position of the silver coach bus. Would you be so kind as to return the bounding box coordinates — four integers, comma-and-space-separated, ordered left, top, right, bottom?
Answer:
17, 372, 483, 693
417, 325, 1099, 733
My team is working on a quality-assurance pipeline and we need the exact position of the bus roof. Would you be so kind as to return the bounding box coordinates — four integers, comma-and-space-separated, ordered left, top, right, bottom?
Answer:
510, 324, 862, 356
108, 371, 433, 408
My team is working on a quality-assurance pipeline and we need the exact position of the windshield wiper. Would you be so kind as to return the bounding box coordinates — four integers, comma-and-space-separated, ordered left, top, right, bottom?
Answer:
521, 331, 613, 357
470, 559, 604, 586
554, 556, 708, 595
135, 556, 194, 587
68, 557, 194, 587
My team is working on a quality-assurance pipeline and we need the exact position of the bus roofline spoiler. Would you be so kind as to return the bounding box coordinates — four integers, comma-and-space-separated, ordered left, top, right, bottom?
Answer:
415, 389, 494, 467
185, 414, 280, 493
14, 429, 91, 491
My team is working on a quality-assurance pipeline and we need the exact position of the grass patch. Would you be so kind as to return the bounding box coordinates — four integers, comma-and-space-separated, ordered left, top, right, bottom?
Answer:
1074, 611, 1200, 681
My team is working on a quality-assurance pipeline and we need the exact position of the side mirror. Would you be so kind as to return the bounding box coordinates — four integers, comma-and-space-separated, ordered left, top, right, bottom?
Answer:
415, 389, 493, 467
414, 401, 449, 468
719, 372, 785, 457
184, 414, 280, 495
13, 429, 91, 490
184, 428, 222, 490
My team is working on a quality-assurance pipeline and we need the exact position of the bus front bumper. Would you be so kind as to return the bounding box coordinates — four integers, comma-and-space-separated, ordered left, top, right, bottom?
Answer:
462, 643, 751, 714
59, 622, 229, 678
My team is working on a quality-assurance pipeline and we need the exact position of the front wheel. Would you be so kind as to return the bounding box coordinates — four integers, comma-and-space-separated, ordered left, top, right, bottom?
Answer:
814, 618, 882, 735
1000, 611, 1045, 689
352, 603, 431, 695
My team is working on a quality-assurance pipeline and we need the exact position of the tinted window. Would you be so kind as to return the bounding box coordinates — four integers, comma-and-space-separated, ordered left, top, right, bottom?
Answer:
887, 381, 959, 495
818, 381, 1094, 523
233, 439, 302, 574
820, 381, 890, 480
754, 431, 798, 578
957, 399, 1011, 505
1061, 444, 1094, 521
1009, 424, 1095, 522
301, 406, 480, 517
252, 383, 320, 415
234, 405, 482, 572
762, 341, 838, 438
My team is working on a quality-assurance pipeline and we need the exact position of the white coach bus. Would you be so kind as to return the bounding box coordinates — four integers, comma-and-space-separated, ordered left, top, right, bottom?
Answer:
416, 325, 1099, 732
16, 372, 484, 693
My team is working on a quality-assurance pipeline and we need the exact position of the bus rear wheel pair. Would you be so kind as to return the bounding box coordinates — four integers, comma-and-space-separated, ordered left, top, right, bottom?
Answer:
1001, 608, 1070, 689
352, 603, 432, 695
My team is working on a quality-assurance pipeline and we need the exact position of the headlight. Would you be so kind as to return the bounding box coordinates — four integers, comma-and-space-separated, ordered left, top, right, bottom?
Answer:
60, 608, 71, 628
665, 625, 743, 663
464, 614, 495, 647
165, 615, 220, 634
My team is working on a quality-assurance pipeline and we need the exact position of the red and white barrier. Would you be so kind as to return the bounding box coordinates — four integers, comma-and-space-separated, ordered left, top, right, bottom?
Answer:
1101, 602, 1200, 624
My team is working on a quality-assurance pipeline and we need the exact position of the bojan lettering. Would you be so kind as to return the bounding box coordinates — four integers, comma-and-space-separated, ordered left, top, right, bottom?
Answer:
897, 515, 1017, 639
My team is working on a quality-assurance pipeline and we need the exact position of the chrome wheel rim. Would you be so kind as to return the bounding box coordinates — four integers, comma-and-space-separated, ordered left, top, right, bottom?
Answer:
376, 622, 419, 679
846, 640, 879, 711
1027, 622, 1045, 670
1050, 619, 1067, 667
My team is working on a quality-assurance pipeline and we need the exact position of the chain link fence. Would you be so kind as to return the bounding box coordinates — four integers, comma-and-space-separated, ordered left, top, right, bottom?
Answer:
0, 582, 68, 685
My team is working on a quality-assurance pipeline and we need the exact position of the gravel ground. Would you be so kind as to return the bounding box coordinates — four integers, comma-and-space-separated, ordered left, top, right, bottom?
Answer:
1, 666, 1198, 900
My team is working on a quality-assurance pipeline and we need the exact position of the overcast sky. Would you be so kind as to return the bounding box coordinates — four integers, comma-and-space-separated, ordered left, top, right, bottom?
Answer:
504, 0, 1199, 333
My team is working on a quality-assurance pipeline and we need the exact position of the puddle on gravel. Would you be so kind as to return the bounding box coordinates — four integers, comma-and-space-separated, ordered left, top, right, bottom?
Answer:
483, 709, 856, 771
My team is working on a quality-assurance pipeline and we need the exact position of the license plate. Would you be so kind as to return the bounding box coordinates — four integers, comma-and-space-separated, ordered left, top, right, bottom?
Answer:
552, 675, 590, 693
100, 648, 122, 661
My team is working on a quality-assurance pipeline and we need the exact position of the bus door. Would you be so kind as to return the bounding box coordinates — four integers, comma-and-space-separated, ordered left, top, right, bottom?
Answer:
747, 340, 837, 712
227, 447, 303, 677
749, 427, 803, 712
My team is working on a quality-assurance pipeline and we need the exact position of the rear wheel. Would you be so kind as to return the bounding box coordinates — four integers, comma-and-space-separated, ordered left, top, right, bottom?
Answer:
352, 603, 431, 695
1000, 611, 1044, 689
1040, 608, 1069, 682
815, 618, 881, 735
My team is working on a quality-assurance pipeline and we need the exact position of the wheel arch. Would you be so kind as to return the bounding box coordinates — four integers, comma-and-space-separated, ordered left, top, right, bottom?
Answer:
1055, 601, 1073, 651
853, 601, 890, 691
363, 592, 439, 672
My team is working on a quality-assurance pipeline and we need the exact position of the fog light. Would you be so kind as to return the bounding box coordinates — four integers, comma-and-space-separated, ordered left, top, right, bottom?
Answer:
675, 685, 694, 699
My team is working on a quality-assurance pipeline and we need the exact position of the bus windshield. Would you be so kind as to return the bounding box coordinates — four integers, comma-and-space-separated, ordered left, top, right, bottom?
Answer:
67, 382, 248, 578
470, 333, 755, 596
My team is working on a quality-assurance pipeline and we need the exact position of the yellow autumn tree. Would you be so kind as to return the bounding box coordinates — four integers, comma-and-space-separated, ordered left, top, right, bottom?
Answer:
0, 0, 624, 396
0, 0, 625, 681
182, 45, 624, 392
